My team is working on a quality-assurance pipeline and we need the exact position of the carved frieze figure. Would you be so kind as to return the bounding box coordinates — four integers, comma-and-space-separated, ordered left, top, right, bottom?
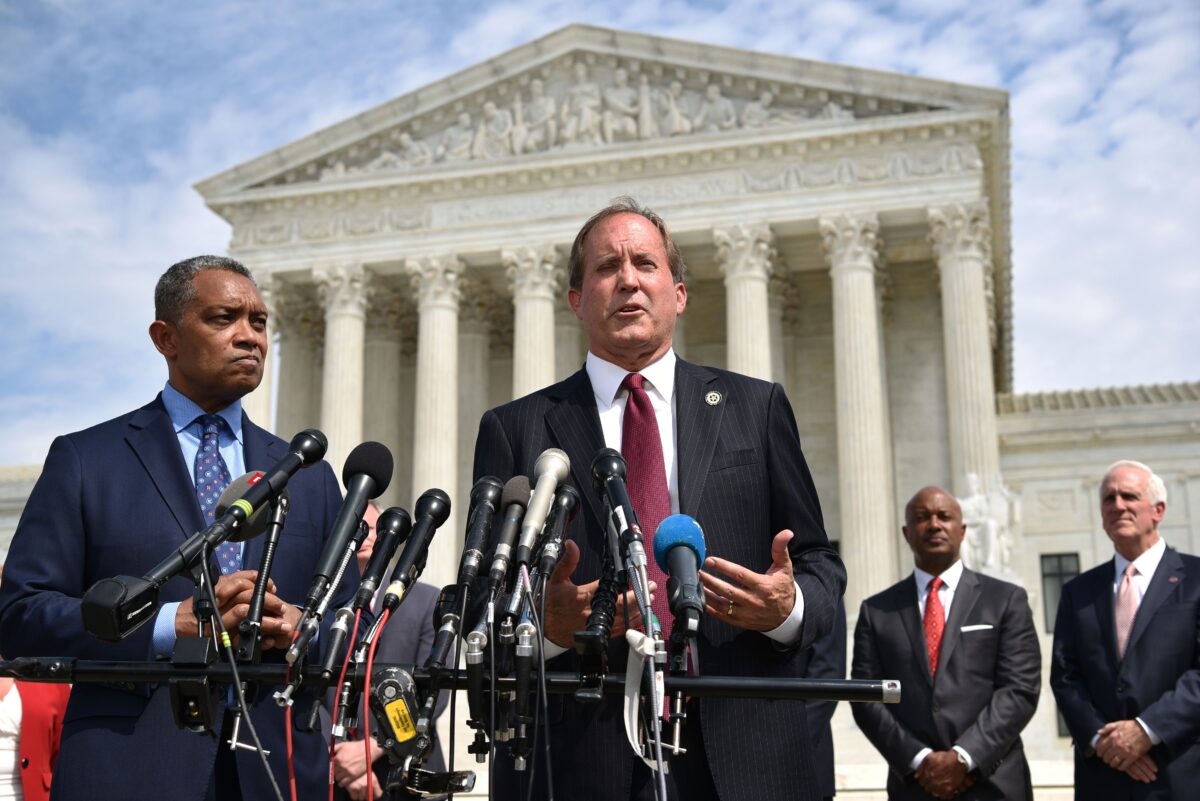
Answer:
438, 111, 475, 161
602, 67, 640, 143
397, 132, 434, 167
473, 101, 514, 159
657, 80, 693, 136
741, 90, 808, 128
560, 62, 603, 146
512, 78, 557, 153
818, 100, 855, 120
692, 83, 737, 133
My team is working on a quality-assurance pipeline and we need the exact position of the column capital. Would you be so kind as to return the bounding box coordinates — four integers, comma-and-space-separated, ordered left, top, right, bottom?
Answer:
713, 223, 775, 281
928, 201, 992, 263
366, 281, 412, 340
272, 284, 323, 344
819, 212, 881, 273
459, 275, 495, 332
406, 254, 463, 311
314, 263, 371, 316
503, 244, 562, 300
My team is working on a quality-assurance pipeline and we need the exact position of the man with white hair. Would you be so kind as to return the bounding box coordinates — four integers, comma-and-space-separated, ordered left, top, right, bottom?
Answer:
1050, 460, 1200, 800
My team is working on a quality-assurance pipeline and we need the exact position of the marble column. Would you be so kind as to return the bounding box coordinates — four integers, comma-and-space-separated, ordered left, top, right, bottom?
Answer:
714, 223, 774, 381
929, 201, 1002, 496
458, 278, 492, 520
241, 273, 276, 429
315, 263, 371, 477
272, 285, 323, 443
364, 282, 408, 509
820, 212, 897, 612
768, 271, 789, 387
406, 254, 462, 589
555, 303, 585, 380
505, 244, 560, 399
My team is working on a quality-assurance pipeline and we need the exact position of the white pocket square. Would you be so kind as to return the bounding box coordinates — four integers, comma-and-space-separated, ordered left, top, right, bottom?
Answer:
960, 624, 994, 632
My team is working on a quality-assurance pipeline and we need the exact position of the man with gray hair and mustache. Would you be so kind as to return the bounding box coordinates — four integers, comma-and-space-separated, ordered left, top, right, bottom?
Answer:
1051, 460, 1200, 800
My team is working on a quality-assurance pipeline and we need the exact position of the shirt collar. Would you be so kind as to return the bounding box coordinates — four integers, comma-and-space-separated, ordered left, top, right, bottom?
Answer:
585, 349, 677, 410
162, 382, 244, 444
913, 558, 964, 594
1114, 536, 1167, 580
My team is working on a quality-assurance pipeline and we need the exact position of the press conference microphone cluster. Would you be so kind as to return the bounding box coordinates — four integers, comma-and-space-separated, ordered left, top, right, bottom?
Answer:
287, 441, 393, 665
81, 429, 328, 642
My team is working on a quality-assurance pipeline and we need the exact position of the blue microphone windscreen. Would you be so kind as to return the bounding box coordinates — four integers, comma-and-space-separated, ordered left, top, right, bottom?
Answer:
653, 514, 706, 571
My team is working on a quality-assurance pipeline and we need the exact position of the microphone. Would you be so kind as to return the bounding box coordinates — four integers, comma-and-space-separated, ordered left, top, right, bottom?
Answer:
458, 477, 503, 588
216, 471, 285, 542
300, 441, 394, 612
223, 475, 291, 662
537, 483, 580, 577
80, 429, 327, 642
652, 514, 707, 635
591, 448, 648, 568
353, 506, 412, 611
486, 477, 531, 597
381, 489, 451, 611
513, 449, 570, 573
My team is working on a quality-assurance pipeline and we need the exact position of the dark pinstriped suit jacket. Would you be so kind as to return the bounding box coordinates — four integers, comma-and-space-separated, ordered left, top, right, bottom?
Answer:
473, 359, 846, 801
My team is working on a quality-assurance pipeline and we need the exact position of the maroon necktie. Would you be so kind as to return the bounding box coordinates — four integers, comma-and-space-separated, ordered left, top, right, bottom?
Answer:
924, 576, 946, 678
620, 373, 672, 633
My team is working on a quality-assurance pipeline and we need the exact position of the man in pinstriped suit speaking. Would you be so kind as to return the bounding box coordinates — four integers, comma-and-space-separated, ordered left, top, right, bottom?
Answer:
473, 197, 846, 801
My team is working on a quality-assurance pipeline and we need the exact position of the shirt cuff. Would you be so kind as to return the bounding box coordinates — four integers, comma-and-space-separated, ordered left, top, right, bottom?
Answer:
1136, 717, 1162, 745
952, 745, 976, 772
1089, 733, 1101, 752
153, 602, 180, 658
543, 638, 569, 660
762, 581, 805, 645
911, 747, 932, 770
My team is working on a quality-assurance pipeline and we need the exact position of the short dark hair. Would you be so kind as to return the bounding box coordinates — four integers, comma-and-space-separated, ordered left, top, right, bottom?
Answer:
566, 197, 687, 291
155, 255, 255, 324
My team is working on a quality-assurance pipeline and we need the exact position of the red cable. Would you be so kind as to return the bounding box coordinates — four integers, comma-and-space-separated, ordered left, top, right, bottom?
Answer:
328, 610, 363, 801
363, 606, 390, 801
284, 628, 300, 801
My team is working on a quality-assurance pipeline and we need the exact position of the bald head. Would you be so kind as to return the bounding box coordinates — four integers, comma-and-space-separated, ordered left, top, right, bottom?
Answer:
903, 486, 966, 576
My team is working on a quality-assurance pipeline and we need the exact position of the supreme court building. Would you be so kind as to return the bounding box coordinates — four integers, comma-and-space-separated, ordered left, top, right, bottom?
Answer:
4, 24, 1198, 798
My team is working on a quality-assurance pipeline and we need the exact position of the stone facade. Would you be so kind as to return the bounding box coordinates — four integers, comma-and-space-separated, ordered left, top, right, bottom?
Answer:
3, 25, 1198, 799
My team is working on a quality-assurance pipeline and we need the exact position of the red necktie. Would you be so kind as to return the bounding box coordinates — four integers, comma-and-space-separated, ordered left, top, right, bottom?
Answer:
924, 576, 945, 678
620, 373, 672, 633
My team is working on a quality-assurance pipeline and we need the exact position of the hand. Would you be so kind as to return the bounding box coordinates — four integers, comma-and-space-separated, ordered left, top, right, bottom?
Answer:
914, 751, 973, 799
1096, 719, 1153, 772
1120, 753, 1158, 783
332, 738, 378, 786
700, 530, 796, 631
174, 570, 263, 640
542, 540, 655, 648
345, 770, 382, 801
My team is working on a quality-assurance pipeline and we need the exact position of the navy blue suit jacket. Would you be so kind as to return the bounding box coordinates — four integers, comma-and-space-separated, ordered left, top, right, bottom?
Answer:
472, 361, 846, 801
1051, 547, 1200, 801
0, 395, 351, 801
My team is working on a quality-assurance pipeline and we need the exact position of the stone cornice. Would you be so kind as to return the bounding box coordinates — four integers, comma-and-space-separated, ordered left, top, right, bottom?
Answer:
998, 382, 1200, 414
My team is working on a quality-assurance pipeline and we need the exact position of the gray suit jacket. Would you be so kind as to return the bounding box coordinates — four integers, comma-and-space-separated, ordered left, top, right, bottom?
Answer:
852, 567, 1041, 800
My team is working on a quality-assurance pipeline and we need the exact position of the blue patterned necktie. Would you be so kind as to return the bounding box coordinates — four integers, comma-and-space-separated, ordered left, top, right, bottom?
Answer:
194, 414, 239, 575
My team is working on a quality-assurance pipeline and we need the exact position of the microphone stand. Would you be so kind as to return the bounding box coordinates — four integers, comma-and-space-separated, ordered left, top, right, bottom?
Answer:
235, 496, 289, 665
573, 498, 622, 703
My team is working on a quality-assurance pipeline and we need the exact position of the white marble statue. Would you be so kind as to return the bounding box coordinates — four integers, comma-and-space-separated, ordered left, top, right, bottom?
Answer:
438, 112, 475, 162
958, 472, 1018, 576
561, 62, 603, 146
473, 101, 514, 159
602, 68, 640, 143
512, 78, 557, 153
692, 83, 737, 133
397, 132, 433, 167
658, 80, 693, 137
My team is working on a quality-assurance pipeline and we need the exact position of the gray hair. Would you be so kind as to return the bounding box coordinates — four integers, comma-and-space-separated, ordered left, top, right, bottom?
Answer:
1102, 460, 1167, 505
566, 197, 687, 291
154, 255, 255, 324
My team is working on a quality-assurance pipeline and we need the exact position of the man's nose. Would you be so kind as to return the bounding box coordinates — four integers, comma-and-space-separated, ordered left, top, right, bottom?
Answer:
616, 260, 639, 290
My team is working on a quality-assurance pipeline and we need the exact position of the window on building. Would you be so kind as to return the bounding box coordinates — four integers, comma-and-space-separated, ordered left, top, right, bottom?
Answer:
1040, 552, 1081, 633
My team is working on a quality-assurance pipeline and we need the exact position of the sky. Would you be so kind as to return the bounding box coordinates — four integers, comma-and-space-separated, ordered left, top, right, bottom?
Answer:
1, 0, 1197, 466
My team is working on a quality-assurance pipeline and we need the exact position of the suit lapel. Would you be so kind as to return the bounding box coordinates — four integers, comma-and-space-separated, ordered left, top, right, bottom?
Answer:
937, 567, 980, 677
1126, 547, 1185, 658
240, 417, 288, 570
544, 370, 606, 531
1092, 561, 1121, 671
675, 359, 723, 515
897, 575, 933, 688
126, 396, 205, 539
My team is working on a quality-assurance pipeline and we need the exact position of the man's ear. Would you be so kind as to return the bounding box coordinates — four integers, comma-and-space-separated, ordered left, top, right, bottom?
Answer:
149, 320, 177, 360
567, 287, 583, 320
